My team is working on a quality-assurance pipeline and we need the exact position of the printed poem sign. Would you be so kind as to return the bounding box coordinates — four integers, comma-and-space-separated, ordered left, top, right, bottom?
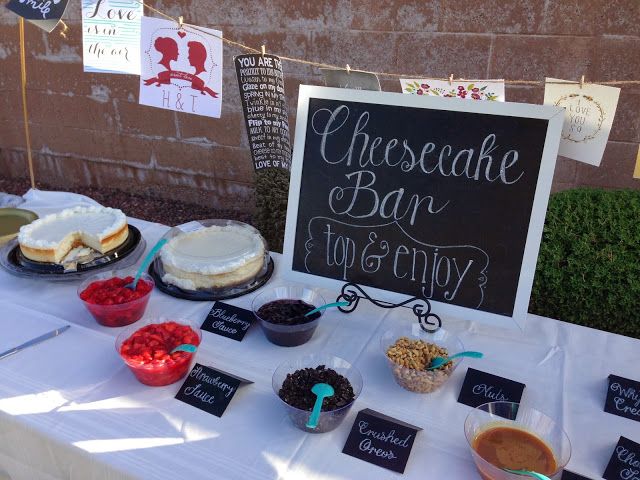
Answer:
284, 86, 563, 326
82, 0, 143, 74
235, 54, 291, 171
139, 17, 222, 118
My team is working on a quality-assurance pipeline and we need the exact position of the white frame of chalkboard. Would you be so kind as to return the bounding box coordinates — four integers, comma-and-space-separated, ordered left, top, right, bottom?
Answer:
282, 85, 564, 330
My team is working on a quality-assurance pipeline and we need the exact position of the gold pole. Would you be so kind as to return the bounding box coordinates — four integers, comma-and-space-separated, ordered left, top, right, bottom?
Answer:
19, 18, 36, 189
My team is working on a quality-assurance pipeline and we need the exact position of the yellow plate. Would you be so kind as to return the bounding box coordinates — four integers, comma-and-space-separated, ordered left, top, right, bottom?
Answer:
0, 208, 39, 246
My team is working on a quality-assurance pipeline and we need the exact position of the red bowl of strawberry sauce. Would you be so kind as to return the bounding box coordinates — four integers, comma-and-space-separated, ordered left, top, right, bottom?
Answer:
116, 319, 201, 386
78, 270, 154, 327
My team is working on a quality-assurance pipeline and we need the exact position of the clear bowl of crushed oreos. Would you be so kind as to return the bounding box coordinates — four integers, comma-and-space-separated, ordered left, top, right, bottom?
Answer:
272, 354, 363, 433
251, 285, 326, 347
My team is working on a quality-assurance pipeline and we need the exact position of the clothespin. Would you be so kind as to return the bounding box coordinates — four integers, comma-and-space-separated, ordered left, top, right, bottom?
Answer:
261, 45, 266, 57
448, 74, 454, 86
346, 64, 351, 74
58, 20, 69, 39
580, 75, 585, 89
178, 16, 184, 30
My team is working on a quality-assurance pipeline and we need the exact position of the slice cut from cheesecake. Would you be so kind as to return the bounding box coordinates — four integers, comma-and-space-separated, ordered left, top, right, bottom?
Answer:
18, 206, 128, 263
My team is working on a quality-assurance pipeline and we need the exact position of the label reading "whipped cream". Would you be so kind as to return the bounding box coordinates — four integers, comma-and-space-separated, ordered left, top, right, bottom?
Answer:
606, 374, 640, 423
178, 221, 205, 233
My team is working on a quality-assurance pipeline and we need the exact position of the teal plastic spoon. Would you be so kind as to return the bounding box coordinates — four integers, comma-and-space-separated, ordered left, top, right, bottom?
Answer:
170, 344, 198, 354
304, 301, 350, 317
127, 238, 168, 290
306, 383, 335, 429
503, 468, 552, 480
427, 351, 484, 370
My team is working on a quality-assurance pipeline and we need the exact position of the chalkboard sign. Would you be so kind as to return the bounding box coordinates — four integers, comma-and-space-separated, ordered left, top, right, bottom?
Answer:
283, 86, 564, 328
457, 368, 526, 412
6, 0, 69, 32
235, 53, 291, 171
175, 363, 250, 418
342, 408, 421, 474
603, 436, 640, 480
562, 471, 592, 480
201, 301, 254, 342
605, 374, 640, 423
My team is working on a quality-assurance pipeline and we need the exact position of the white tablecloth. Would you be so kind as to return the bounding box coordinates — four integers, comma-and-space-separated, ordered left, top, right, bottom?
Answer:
1, 190, 639, 480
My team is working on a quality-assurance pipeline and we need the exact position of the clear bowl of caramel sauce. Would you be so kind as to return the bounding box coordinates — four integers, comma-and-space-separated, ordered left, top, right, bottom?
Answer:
464, 402, 571, 480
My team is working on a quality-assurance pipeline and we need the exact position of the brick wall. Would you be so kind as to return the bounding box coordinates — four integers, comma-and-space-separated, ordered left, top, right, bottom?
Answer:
1, 1, 639, 210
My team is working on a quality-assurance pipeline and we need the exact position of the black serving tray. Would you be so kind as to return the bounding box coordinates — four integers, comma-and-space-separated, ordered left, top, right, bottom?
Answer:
149, 255, 274, 301
0, 225, 145, 280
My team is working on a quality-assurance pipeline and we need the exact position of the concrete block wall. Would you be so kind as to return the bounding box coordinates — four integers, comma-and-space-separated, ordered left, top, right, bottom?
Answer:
0, 0, 638, 210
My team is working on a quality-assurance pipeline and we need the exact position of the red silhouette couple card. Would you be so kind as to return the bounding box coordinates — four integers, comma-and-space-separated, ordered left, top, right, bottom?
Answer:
139, 16, 222, 118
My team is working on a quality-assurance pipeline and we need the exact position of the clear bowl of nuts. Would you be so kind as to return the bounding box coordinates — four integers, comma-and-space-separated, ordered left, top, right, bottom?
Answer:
381, 325, 464, 394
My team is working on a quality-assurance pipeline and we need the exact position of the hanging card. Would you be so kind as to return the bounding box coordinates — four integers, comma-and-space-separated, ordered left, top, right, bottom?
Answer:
82, 0, 143, 75
543, 78, 620, 166
235, 54, 292, 171
400, 78, 505, 101
5, 0, 69, 32
139, 17, 222, 117
321, 68, 381, 91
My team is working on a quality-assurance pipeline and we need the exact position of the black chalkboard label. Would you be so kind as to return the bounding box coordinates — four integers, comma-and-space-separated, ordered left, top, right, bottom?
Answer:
603, 436, 640, 480
457, 368, 525, 411
201, 302, 254, 342
605, 374, 640, 423
235, 54, 291, 171
562, 470, 592, 480
175, 363, 247, 417
284, 87, 564, 326
5, 0, 69, 32
342, 408, 421, 474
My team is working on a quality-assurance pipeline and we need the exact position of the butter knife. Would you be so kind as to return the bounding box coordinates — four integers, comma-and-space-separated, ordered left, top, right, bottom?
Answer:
0, 325, 70, 360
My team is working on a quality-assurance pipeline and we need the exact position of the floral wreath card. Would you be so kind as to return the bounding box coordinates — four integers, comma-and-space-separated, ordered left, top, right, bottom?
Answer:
400, 78, 505, 101
543, 78, 620, 166
139, 16, 222, 118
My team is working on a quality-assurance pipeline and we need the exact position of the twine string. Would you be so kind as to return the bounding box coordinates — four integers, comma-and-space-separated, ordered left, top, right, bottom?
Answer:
129, 0, 640, 86
19, 18, 35, 189
23, 1, 640, 188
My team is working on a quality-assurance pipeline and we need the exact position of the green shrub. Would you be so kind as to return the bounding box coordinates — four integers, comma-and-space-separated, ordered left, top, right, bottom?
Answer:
530, 188, 640, 338
255, 168, 290, 253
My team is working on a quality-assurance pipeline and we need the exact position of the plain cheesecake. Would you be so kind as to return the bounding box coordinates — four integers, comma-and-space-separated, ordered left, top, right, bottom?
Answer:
18, 206, 129, 263
160, 223, 266, 290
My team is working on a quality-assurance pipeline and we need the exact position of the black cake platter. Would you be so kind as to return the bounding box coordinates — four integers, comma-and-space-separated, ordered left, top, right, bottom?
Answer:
148, 219, 274, 301
0, 225, 146, 281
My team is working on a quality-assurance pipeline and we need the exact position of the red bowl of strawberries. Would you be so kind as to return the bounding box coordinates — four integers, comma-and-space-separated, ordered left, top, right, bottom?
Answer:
116, 318, 201, 386
78, 269, 154, 328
